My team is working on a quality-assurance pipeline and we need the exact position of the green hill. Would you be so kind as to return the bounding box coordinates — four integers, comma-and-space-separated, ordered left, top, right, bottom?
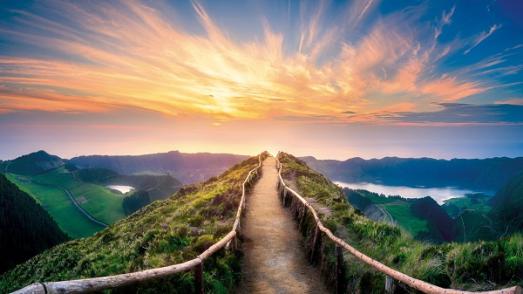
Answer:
279, 153, 522, 291
6, 167, 125, 238
0, 154, 263, 293
490, 172, 523, 234
0, 174, 68, 274
4, 152, 182, 238
5, 150, 64, 176
345, 189, 456, 242
76, 167, 182, 201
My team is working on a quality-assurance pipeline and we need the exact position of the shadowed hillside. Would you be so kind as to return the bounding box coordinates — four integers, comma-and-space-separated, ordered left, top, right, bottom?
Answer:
0, 174, 68, 274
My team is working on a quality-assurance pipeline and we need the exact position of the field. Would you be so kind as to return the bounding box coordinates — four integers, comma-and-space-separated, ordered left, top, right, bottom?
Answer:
381, 202, 429, 237
442, 193, 492, 218
6, 167, 126, 238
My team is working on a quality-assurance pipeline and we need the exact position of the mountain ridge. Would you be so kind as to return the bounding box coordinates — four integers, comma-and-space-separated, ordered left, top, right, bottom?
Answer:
302, 155, 523, 190
70, 150, 249, 184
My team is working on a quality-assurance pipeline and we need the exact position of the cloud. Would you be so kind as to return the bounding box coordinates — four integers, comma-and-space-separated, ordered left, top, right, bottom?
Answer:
464, 24, 502, 54
495, 98, 523, 105
392, 103, 523, 124
0, 1, 515, 124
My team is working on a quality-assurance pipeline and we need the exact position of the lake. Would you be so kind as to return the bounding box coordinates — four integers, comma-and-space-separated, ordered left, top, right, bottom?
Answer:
107, 185, 135, 194
334, 181, 486, 204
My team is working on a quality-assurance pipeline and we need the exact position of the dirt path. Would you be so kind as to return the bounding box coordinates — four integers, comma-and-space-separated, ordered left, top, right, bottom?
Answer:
237, 157, 328, 294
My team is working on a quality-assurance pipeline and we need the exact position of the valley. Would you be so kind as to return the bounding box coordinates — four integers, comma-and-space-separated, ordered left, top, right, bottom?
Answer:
2, 151, 186, 238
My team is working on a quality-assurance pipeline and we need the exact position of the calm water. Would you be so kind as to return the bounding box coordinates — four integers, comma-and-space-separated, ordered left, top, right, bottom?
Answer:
107, 185, 134, 194
334, 181, 485, 204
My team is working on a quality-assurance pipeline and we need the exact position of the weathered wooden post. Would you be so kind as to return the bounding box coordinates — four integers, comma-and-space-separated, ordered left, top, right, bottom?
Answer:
310, 225, 321, 263
335, 245, 345, 294
194, 262, 204, 294
385, 275, 396, 293
299, 205, 306, 229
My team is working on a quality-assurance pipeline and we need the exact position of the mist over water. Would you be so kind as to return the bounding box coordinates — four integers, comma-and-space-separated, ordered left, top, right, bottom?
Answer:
335, 181, 490, 204
107, 185, 134, 194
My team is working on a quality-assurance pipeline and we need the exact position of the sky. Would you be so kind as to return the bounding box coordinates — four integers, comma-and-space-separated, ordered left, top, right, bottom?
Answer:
0, 0, 522, 160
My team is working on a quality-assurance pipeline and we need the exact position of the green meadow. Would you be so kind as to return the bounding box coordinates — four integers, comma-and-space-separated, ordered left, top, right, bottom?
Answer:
6, 167, 126, 238
381, 202, 429, 237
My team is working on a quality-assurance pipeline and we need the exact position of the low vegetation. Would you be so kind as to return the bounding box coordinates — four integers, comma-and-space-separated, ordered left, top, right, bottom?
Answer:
279, 152, 523, 292
0, 154, 264, 293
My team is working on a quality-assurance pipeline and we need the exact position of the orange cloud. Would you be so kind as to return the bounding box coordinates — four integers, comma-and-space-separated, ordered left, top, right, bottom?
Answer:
0, 1, 495, 124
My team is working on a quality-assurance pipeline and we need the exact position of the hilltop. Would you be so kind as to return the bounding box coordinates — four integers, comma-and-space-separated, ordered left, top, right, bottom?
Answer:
3, 150, 64, 176
0, 154, 262, 293
0, 174, 68, 274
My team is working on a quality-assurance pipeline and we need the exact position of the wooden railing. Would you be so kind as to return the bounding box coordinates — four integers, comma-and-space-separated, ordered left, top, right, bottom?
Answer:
275, 155, 522, 294
12, 155, 264, 294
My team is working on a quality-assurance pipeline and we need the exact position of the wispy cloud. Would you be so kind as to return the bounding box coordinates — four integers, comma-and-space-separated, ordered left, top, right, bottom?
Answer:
464, 24, 502, 54
390, 103, 523, 125
0, 1, 517, 125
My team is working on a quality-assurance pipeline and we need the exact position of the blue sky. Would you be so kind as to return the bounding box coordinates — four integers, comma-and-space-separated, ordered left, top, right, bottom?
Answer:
0, 0, 522, 160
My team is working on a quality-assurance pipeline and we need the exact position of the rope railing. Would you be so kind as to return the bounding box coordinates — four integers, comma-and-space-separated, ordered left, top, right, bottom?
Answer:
275, 154, 522, 294
12, 154, 264, 294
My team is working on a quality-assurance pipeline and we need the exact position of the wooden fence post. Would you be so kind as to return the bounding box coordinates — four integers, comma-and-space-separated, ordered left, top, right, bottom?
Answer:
194, 262, 204, 294
335, 245, 345, 294
310, 225, 320, 263
385, 275, 396, 293
299, 205, 306, 229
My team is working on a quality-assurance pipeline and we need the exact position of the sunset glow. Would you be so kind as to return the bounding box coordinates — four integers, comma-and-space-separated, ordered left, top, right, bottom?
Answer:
1, 0, 522, 159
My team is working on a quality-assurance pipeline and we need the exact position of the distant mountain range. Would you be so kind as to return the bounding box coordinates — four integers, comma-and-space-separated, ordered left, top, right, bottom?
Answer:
70, 151, 249, 184
302, 156, 523, 191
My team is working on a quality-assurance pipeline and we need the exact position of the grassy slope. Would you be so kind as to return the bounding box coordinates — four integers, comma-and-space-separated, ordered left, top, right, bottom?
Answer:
346, 189, 431, 238
442, 193, 492, 218
279, 153, 522, 292
6, 173, 101, 238
6, 167, 126, 238
0, 155, 262, 293
384, 202, 429, 237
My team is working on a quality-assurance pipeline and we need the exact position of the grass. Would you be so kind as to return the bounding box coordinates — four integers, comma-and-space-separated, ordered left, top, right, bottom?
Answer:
69, 183, 125, 224
6, 173, 101, 238
442, 193, 492, 218
0, 154, 265, 293
6, 167, 126, 238
382, 202, 429, 237
278, 152, 523, 292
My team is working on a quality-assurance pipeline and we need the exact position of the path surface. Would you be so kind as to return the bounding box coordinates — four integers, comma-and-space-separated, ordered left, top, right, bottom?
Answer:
237, 157, 328, 294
